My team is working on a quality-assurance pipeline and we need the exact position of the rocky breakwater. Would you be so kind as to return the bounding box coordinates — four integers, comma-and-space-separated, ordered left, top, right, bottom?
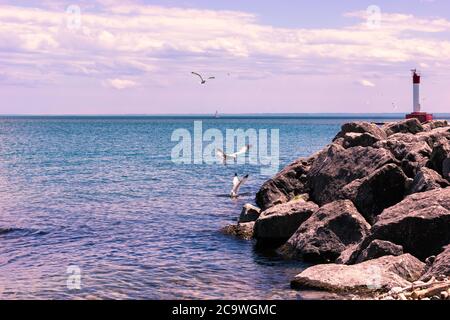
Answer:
222, 118, 450, 298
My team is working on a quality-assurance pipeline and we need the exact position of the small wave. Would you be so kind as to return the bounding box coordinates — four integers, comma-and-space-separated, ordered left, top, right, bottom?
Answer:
0, 227, 49, 237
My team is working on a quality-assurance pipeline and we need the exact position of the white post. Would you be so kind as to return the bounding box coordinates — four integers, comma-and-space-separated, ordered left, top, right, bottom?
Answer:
412, 70, 421, 113
413, 83, 420, 113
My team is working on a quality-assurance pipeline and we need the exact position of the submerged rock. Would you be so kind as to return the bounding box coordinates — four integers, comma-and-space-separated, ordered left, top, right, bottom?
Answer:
291, 254, 425, 293
254, 200, 319, 247
239, 204, 261, 223
221, 222, 254, 240
278, 200, 370, 263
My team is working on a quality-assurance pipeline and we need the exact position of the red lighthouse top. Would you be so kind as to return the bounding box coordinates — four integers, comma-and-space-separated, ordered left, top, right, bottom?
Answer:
412, 69, 421, 84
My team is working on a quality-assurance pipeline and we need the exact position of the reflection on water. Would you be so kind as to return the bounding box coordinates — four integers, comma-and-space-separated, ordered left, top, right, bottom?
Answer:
0, 116, 396, 299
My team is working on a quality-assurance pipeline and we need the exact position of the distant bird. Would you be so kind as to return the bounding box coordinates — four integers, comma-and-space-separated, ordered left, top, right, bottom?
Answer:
216, 145, 251, 165
191, 72, 215, 84
230, 173, 249, 198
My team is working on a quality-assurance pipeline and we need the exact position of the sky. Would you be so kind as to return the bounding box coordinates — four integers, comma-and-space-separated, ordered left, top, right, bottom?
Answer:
1, 0, 450, 114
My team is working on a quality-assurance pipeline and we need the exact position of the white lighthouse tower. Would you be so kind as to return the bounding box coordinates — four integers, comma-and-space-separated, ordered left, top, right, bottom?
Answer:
412, 69, 421, 113
406, 69, 433, 123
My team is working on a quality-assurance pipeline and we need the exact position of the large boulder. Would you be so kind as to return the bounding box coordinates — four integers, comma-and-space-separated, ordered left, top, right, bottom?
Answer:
428, 138, 450, 176
374, 134, 432, 177
291, 254, 426, 293
444, 158, 450, 182
423, 120, 449, 132
307, 144, 397, 206
334, 122, 387, 141
239, 204, 261, 223
342, 163, 410, 224
255, 156, 315, 210
420, 245, 450, 281
383, 118, 424, 136
254, 200, 319, 247
351, 240, 404, 264
408, 167, 450, 194
278, 200, 370, 263
340, 132, 381, 148
221, 222, 255, 241
350, 188, 450, 261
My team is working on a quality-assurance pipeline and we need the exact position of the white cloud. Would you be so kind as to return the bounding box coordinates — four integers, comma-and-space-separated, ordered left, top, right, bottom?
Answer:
359, 79, 376, 87
103, 78, 138, 90
0, 3, 450, 87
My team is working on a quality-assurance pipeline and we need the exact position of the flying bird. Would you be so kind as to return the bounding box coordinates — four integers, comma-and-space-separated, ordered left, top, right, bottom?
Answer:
191, 72, 215, 84
216, 144, 251, 165
230, 173, 249, 198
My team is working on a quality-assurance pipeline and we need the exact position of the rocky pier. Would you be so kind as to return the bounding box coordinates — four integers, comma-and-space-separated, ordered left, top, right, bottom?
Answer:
221, 118, 450, 299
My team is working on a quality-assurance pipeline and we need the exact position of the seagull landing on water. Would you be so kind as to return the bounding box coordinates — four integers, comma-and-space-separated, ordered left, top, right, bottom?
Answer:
191, 72, 215, 84
216, 144, 251, 165
230, 173, 249, 198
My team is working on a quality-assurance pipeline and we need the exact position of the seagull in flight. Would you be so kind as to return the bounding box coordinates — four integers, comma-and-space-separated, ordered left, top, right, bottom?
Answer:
216, 144, 251, 165
230, 173, 249, 198
191, 72, 215, 84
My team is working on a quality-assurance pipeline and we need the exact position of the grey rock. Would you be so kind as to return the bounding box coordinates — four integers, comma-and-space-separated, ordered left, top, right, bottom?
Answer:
383, 118, 424, 136
239, 204, 261, 223
221, 222, 255, 240
255, 156, 316, 210
374, 134, 432, 177
307, 144, 397, 206
421, 245, 450, 281
254, 200, 319, 247
341, 163, 409, 224
278, 200, 370, 263
341, 132, 381, 148
291, 254, 426, 293
336, 244, 359, 265
408, 167, 450, 194
350, 188, 450, 261
444, 158, 450, 182
352, 240, 404, 264
428, 138, 450, 176
423, 120, 449, 131
334, 122, 387, 141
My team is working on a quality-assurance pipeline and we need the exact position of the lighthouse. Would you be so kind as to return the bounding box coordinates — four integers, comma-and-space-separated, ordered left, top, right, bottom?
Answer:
413, 69, 421, 113
406, 69, 433, 123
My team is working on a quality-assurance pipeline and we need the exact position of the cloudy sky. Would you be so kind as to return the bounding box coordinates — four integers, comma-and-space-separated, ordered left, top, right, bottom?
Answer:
1, 0, 450, 114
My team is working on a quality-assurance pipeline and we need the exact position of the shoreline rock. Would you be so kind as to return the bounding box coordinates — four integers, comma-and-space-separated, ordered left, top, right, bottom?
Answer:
349, 188, 450, 262
254, 200, 319, 248
278, 200, 370, 263
239, 204, 261, 223
291, 254, 425, 293
220, 222, 255, 241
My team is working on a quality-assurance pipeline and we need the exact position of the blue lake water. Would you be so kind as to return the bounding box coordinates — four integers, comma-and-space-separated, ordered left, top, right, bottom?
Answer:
0, 115, 428, 299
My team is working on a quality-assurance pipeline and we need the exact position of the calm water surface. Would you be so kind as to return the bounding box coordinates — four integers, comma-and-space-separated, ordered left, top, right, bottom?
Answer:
0, 116, 403, 299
